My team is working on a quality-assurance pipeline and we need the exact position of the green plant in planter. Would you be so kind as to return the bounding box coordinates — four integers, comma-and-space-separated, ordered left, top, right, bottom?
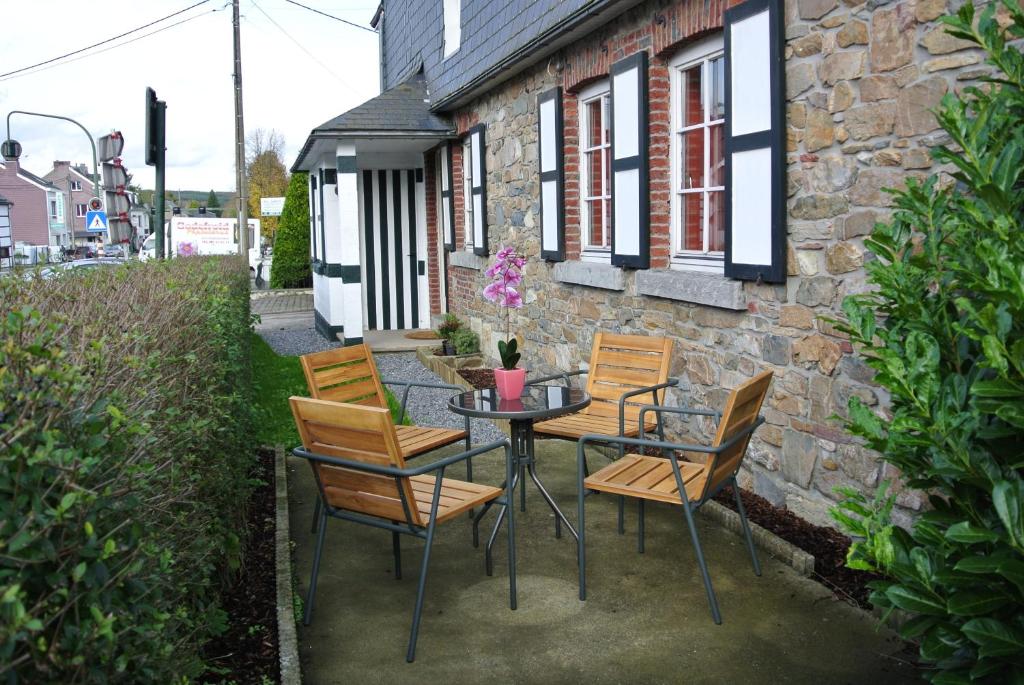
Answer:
436, 313, 461, 340
829, 3, 1024, 682
497, 337, 520, 370
450, 328, 479, 356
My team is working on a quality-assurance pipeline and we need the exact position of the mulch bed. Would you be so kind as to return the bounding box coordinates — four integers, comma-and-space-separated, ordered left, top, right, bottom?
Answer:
200, 448, 279, 684
712, 485, 881, 610
455, 366, 878, 609
457, 367, 495, 388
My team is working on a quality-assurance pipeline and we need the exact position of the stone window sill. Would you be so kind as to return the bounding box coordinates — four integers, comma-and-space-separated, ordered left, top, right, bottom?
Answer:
551, 260, 625, 291
636, 269, 747, 310
448, 250, 488, 270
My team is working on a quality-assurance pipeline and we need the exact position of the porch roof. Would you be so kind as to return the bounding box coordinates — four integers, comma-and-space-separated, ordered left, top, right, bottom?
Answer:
292, 71, 455, 173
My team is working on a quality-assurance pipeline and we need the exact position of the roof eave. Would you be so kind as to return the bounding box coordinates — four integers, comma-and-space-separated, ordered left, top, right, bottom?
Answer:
291, 129, 456, 173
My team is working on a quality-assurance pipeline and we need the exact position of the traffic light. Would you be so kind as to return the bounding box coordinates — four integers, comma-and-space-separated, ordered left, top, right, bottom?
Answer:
145, 88, 165, 167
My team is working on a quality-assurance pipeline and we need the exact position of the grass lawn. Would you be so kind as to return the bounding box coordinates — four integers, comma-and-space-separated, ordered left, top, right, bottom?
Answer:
251, 333, 409, 448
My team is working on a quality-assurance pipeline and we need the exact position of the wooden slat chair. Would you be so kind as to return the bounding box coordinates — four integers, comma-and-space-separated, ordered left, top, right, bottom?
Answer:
530, 332, 676, 532
290, 397, 515, 663
301, 344, 473, 530
576, 370, 773, 624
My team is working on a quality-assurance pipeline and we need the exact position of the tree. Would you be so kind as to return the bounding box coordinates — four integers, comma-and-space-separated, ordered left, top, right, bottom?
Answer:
270, 172, 311, 289
206, 190, 221, 213
831, 4, 1024, 681
246, 129, 289, 241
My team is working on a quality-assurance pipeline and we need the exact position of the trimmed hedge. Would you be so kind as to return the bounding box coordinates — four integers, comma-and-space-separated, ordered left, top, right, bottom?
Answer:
270, 172, 311, 289
0, 257, 256, 682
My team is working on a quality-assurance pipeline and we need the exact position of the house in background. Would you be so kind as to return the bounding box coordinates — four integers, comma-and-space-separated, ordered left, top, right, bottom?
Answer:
0, 157, 58, 248
44, 161, 101, 249
294, 0, 988, 527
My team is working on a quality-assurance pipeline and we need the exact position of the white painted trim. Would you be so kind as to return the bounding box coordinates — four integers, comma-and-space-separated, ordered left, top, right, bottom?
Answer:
578, 79, 611, 258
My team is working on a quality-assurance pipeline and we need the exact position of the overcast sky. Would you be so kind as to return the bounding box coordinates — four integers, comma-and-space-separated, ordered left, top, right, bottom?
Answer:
0, 1, 380, 193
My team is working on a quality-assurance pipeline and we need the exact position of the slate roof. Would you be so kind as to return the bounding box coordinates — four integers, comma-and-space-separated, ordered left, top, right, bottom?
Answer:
18, 166, 56, 189
312, 71, 452, 134
292, 71, 454, 171
379, 0, 643, 109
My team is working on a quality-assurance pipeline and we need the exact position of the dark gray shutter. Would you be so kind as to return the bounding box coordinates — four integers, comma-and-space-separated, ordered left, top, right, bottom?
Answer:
610, 51, 649, 270
440, 144, 455, 250
469, 124, 488, 257
723, 0, 785, 283
538, 87, 565, 261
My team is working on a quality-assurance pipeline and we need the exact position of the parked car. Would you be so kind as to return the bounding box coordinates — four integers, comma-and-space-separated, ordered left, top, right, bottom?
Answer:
102, 245, 127, 259
32, 258, 127, 279
69, 245, 97, 259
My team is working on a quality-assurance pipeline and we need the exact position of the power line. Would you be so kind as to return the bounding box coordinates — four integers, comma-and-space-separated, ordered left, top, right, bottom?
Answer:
0, 0, 213, 80
247, 1, 358, 90
0, 9, 222, 83
279, 0, 376, 33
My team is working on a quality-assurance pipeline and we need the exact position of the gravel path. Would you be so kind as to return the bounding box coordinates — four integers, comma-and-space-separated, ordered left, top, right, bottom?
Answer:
258, 325, 341, 356
375, 352, 506, 445
254, 324, 504, 444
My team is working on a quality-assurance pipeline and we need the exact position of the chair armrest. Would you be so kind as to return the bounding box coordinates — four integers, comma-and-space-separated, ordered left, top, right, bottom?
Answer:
617, 378, 680, 436
525, 369, 586, 386
577, 419, 762, 458
380, 378, 466, 424
637, 404, 721, 440
293, 438, 509, 478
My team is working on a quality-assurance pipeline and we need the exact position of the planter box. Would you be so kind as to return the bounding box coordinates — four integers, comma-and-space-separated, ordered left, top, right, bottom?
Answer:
416, 347, 509, 436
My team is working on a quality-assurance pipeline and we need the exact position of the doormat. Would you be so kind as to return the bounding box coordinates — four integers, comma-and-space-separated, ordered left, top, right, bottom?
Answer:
405, 331, 440, 340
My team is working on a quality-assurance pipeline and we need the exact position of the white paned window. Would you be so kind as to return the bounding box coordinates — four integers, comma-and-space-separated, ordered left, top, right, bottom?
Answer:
579, 81, 611, 257
75, 203, 87, 218
443, 0, 461, 58
671, 34, 726, 273
462, 137, 473, 251
71, 180, 82, 191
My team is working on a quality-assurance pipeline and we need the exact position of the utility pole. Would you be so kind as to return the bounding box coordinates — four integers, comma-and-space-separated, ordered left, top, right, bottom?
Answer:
232, 0, 249, 256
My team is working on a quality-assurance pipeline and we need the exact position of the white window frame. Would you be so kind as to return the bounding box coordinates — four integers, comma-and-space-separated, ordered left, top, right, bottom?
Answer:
442, 0, 461, 59
75, 203, 88, 218
462, 137, 473, 252
71, 180, 82, 191
578, 80, 611, 262
670, 33, 726, 274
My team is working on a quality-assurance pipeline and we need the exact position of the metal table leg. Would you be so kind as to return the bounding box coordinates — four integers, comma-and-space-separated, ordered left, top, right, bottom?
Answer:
481, 420, 579, 576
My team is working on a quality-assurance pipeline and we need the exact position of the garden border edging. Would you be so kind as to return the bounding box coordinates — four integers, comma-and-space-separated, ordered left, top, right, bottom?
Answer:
274, 446, 302, 685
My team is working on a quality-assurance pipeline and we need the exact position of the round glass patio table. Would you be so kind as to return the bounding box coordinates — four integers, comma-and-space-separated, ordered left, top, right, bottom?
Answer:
449, 385, 590, 579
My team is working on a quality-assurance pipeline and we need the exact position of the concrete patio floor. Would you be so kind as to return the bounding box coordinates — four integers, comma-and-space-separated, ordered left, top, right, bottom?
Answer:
289, 439, 917, 684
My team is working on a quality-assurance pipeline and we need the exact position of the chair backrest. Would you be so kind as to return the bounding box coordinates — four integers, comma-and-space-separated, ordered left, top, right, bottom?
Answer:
300, 344, 387, 408
290, 396, 423, 526
697, 370, 773, 501
583, 333, 673, 421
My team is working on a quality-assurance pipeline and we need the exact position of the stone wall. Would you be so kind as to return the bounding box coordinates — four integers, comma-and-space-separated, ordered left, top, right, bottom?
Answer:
436, 0, 994, 528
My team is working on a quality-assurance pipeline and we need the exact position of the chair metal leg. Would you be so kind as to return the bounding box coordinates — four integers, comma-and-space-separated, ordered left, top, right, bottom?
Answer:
506, 442, 517, 611
303, 509, 328, 626
732, 481, 762, 577
638, 499, 645, 554
310, 496, 321, 534
466, 431, 474, 519
681, 502, 722, 624
406, 476, 445, 663
392, 530, 402, 581
617, 496, 625, 535
577, 446, 587, 602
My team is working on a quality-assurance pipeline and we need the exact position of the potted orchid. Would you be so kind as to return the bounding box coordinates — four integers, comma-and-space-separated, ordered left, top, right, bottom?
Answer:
483, 246, 526, 399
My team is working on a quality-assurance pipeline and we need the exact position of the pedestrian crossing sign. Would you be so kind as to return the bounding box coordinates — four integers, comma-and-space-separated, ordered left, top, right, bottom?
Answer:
86, 210, 108, 233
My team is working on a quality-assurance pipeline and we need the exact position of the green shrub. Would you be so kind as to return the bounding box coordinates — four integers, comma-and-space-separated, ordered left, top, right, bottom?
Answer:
451, 328, 480, 355
831, 3, 1024, 682
270, 171, 312, 289
0, 257, 255, 682
436, 313, 461, 340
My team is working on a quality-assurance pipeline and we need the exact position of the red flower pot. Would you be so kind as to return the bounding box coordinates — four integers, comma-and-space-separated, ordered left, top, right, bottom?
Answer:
494, 367, 526, 400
